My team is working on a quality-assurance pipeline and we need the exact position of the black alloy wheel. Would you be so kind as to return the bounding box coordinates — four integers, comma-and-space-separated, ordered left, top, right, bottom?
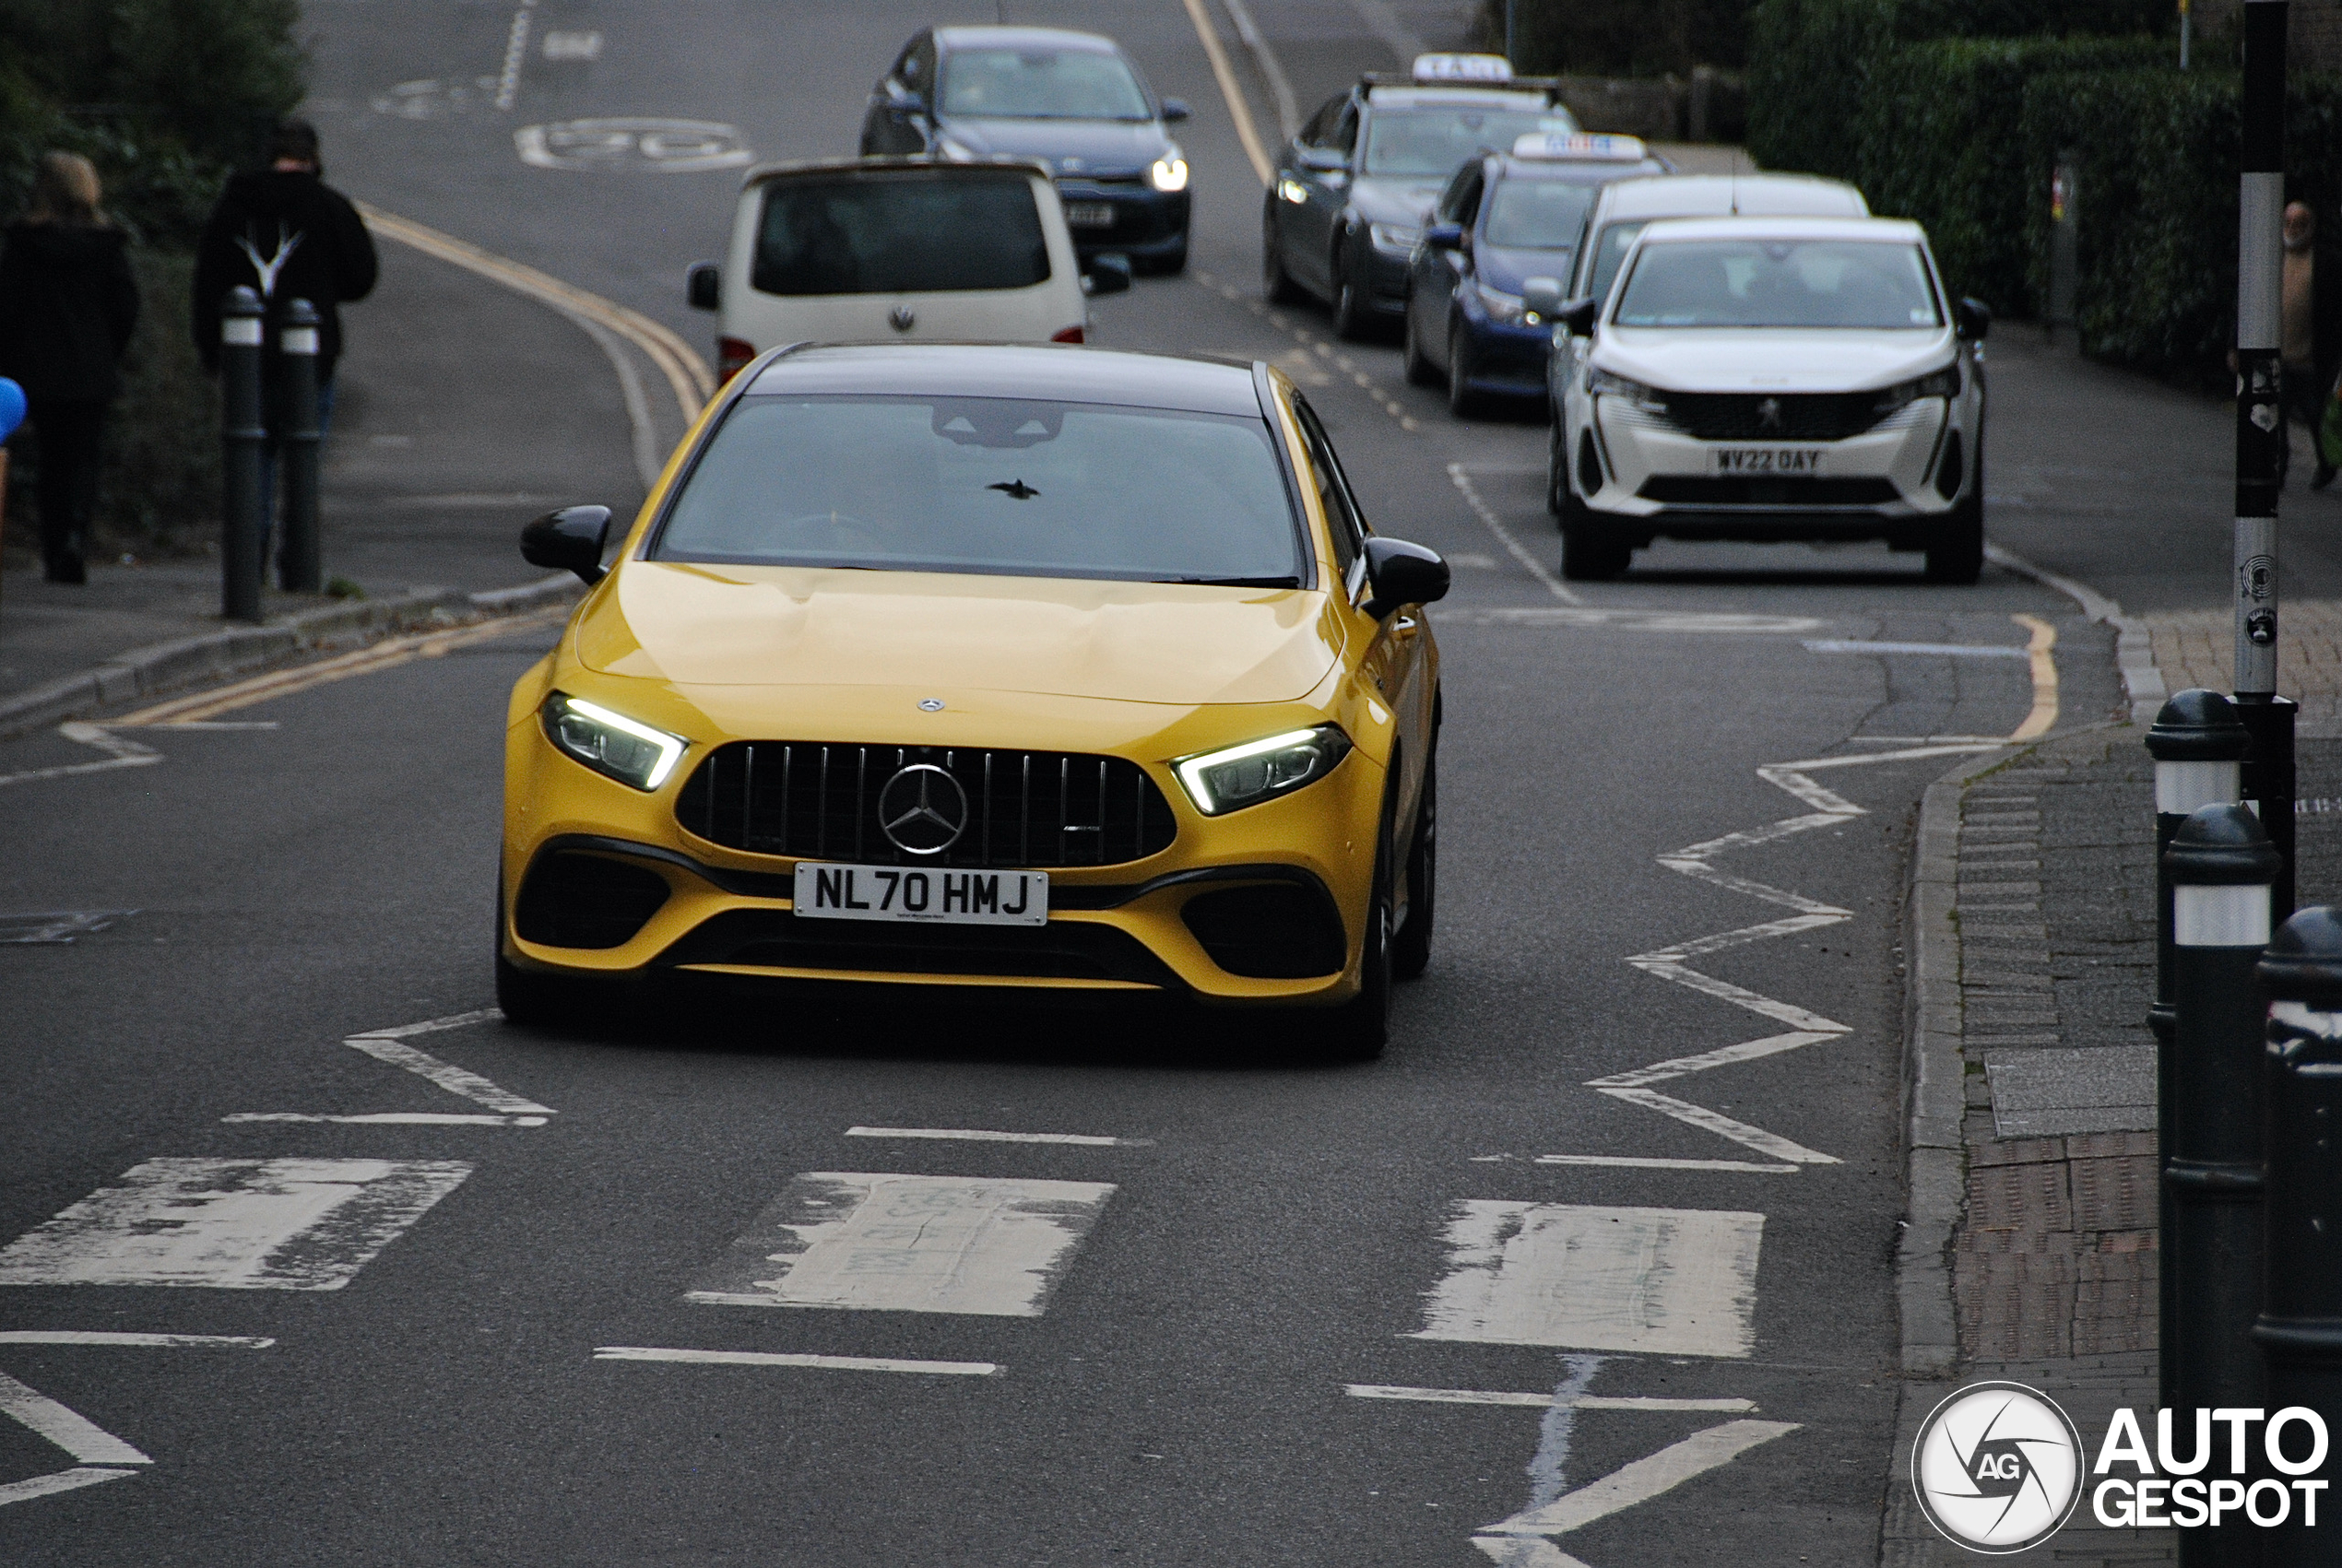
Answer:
1263, 206, 1304, 303
1402, 301, 1439, 386
1391, 747, 1437, 981
1316, 779, 1398, 1060
1446, 324, 1479, 418
1546, 421, 1567, 517
1924, 436, 1985, 584
1557, 487, 1632, 581
1331, 242, 1371, 339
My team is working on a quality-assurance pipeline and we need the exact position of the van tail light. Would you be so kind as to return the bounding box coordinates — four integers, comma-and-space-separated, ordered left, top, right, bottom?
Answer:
1051, 325, 1085, 344
716, 336, 756, 382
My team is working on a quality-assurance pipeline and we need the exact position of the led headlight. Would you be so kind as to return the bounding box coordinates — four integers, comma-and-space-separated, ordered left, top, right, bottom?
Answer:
1587, 367, 1667, 413
1475, 279, 1526, 324
1368, 221, 1421, 254
1174, 725, 1353, 816
1149, 153, 1189, 192
542, 692, 688, 791
1875, 363, 1961, 413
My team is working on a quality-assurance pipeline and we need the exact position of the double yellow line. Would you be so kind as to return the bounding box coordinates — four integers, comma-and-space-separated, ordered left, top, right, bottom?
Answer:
359, 204, 715, 425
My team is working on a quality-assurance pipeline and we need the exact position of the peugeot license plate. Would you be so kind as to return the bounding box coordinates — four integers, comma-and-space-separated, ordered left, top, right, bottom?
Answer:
792, 862, 1048, 926
1063, 202, 1115, 229
1713, 447, 1824, 475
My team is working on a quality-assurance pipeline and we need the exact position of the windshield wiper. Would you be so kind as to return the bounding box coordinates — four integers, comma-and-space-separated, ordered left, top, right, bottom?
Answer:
1155, 574, 1303, 587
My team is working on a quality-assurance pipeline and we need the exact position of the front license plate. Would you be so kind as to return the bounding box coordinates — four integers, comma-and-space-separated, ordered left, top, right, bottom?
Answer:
1063, 202, 1115, 229
1713, 447, 1825, 475
792, 862, 1048, 926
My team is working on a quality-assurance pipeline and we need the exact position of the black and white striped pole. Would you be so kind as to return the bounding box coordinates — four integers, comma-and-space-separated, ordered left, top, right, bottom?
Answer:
278, 298, 323, 595
2256, 905, 2342, 1568
2147, 690, 2253, 1413
2235, 0, 2300, 927
2165, 802, 2280, 1567
219, 286, 266, 624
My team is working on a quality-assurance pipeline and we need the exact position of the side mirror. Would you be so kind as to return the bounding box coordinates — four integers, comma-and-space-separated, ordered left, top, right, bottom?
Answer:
1160, 97, 1191, 123
1424, 222, 1466, 252
685, 262, 720, 312
1522, 277, 1565, 322
1956, 296, 1992, 342
1361, 536, 1450, 619
522, 504, 613, 585
1082, 253, 1132, 296
1557, 297, 1599, 337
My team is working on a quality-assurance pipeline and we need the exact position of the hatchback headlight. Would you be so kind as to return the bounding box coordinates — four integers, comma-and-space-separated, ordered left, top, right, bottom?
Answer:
1149, 154, 1189, 193
1588, 367, 1667, 413
1174, 725, 1353, 816
1875, 364, 1960, 413
1475, 279, 1525, 324
542, 692, 688, 791
1368, 221, 1421, 254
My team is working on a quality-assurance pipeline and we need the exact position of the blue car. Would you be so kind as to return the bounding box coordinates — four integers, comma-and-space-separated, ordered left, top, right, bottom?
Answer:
1403, 133, 1670, 416
859, 27, 1192, 274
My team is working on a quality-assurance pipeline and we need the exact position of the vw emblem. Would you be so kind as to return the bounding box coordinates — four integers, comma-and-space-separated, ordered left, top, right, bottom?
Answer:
1756, 396, 1784, 430
1059, 156, 1083, 171
877, 764, 967, 856
888, 303, 916, 333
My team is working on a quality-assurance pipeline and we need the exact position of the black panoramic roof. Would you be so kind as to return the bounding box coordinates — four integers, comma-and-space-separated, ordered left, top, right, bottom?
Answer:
744, 344, 1263, 418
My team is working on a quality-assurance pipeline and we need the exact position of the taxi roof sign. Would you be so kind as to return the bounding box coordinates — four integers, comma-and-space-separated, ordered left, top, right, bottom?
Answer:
1511, 131, 1648, 162
1413, 53, 1514, 84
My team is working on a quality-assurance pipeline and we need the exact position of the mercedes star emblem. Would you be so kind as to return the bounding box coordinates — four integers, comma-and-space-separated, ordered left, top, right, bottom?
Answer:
888, 303, 916, 333
877, 764, 968, 856
917, 698, 945, 712
1756, 396, 1784, 430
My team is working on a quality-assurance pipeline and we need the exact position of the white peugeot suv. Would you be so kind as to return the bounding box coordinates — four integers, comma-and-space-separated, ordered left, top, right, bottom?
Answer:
1542, 215, 1989, 583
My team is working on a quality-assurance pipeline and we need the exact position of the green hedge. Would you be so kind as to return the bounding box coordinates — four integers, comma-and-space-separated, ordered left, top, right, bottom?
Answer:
1746, 0, 2171, 181
1856, 36, 2166, 314
2020, 69, 2342, 374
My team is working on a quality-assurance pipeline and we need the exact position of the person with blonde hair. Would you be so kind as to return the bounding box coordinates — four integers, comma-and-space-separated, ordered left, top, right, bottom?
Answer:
0, 151, 139, 584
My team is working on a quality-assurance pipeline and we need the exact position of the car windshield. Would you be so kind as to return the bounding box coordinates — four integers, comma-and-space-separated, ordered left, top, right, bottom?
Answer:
1613, 239, 1943, 329
1363, 109, 1569, 176
1483, 179, 1597, 249
752, 170, 1048, 296
656, 395, 1307, 585
939, 47, 1152, 120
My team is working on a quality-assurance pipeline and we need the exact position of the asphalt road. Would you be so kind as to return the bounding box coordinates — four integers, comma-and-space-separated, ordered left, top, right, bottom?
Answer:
0, 4, 2141, 1565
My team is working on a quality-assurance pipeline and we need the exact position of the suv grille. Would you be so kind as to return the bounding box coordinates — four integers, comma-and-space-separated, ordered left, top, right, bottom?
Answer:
676, 742, 1178, 868
1657, 393, 1887, 442
1639, 476, 1900, 507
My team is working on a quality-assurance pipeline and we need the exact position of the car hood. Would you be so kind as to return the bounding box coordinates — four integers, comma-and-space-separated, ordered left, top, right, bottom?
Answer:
575, 562, 1342, 705
1475, 245, 1574, 294
937, 116, 1170, 175
1591, 328, 1957, 393
1347, 175, 1445, 226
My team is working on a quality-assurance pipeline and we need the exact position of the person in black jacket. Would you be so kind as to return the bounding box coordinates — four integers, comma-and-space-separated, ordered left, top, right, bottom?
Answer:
193, 119, 378, 582
0, 152, 140, 584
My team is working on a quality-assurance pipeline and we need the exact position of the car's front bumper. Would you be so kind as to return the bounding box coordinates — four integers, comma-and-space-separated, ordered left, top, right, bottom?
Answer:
1056, 181, 1189, 261
1579, 395, 1970, 542
1454, 313, 1553, 397
500, 701, 1383, 1006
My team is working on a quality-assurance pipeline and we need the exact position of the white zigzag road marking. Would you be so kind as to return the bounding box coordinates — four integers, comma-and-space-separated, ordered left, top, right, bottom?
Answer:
1598, 743, 2005, 1165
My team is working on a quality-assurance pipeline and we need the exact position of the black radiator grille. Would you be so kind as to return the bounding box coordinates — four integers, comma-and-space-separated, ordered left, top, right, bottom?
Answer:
1655, 392, 1889, 442
676, 742, 1178, 868
1639, 476, 1900, 507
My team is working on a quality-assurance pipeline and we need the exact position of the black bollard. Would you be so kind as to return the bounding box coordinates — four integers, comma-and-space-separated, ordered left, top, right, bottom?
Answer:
2147, 690, 2253, 1410
219, 287, 266, 622
2166, 802, 2282, 1568
2256, 907, 2342, 1567
278, 299, 323, 595
2238, 695, 2301, 927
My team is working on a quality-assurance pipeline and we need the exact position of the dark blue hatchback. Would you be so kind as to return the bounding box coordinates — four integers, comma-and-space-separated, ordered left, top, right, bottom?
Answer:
1403, 134, 1670, 416
859, 26, 1192, 274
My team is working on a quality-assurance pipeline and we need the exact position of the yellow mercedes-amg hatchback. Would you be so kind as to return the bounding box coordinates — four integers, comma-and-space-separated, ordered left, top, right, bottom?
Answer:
499, 343, 1445, 1055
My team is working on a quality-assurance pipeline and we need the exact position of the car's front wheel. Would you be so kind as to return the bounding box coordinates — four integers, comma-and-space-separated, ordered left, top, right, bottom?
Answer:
1547, 421, 1567, 517
1316, 784, 1397, 1061
1403, 303, 1439, 386
1926, 441, 1985, 584
1447, 325, 1479, 418
1263, 208, 1304, 304
1331, 243, 1372, 339
1558, 487, 1633, 581
1391, 749, 1437, 981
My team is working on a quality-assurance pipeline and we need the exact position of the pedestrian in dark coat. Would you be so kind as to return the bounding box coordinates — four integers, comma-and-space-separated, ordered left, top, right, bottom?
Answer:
192, 119, 377, 580
0, 152, 140, 584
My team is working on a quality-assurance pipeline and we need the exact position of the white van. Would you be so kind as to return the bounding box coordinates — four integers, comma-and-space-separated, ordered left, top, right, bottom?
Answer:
686, 156, 1115, 383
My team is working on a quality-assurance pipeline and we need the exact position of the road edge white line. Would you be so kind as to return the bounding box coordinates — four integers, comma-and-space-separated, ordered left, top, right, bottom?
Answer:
843, 1126, 1147, 1147
1448, 464, 1584, 605
593, 1347, 998, 1376
0, 1332, 272, 1348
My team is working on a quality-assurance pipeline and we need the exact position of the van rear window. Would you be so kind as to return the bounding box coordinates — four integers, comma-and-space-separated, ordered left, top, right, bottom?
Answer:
751, 170, 1050, 297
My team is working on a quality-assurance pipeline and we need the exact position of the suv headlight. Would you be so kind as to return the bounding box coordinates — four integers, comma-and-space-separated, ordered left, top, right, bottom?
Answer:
1475, 279, 1525, 324
1174, 725, 1353, 816
1149, 153, 1189, 192
1368, 221, 1421, 254
1587, 367, 1667, 413
1875, 364, 1960, 413
542, 692, 688, 791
